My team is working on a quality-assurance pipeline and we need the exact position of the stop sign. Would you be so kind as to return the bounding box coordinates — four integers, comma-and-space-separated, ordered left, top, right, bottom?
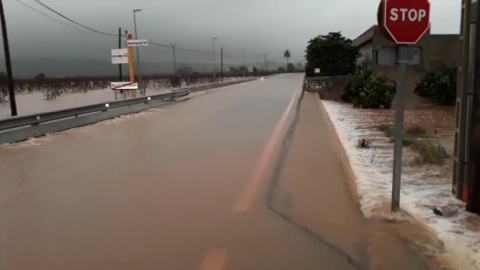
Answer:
125, 31, 133, 46
379, 0, 430, 44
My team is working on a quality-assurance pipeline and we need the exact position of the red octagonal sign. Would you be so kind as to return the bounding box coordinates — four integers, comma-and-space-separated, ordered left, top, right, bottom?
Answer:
380, 0, 431, 44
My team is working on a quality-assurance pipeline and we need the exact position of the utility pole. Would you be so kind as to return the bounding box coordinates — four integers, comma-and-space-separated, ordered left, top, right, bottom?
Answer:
467, 0, 480, 214
0, 0, 16, 116
453, 0, 472, 201
170, 43, 177, 74
212, 36, 218, 81
118, 27, 123, 81
220, 47, 223, 82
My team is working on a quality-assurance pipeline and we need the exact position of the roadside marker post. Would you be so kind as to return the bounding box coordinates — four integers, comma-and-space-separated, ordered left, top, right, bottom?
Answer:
376, 0, 430, 212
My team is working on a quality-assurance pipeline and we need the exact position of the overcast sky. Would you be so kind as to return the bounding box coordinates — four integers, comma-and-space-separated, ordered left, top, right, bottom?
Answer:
3, 0, 461, 65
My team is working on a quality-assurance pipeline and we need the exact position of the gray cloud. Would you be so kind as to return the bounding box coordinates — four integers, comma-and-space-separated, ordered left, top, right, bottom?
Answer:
3, 0, 461, 65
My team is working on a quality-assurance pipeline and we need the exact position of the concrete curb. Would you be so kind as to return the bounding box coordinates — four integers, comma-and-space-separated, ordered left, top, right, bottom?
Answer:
315, 94, 363, 212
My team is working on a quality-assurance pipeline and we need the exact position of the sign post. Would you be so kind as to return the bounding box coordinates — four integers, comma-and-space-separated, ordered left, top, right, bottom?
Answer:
127, 39, 148, 96
126, 31, 136, 98
111, 48, 129, 100
377, 0, 430, 212
391, 46, 408, 213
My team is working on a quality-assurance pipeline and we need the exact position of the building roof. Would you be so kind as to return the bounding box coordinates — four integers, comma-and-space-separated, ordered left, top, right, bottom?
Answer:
352, 25, 377, 47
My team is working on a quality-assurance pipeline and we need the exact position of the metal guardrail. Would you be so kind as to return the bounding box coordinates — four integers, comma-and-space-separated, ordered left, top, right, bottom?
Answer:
0, 88, 189, 136
0, 78, 256, 144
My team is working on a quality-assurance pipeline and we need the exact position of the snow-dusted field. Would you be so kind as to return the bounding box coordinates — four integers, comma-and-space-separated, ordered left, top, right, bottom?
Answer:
0, 77, 245, 119
322, 100, 480, 269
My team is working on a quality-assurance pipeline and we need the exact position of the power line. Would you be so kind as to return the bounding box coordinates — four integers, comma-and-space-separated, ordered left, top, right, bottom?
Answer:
175, 46, 212, 54
18, 0, 257, 59
16, 0, 93, 36
33, 0, 117, 37
32, 0, 213, 53
149, 41, 173, 48
149, 41, 212, 54
29, 0, 212, 53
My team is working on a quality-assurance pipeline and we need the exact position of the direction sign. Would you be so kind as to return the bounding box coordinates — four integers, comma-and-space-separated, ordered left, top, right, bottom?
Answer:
127, 39, 149, 47
111, 48, 129, 64
111, 81, 138, 90
111, 48, 128, 57
379, 0, 430, 44
112, 57, 129, 64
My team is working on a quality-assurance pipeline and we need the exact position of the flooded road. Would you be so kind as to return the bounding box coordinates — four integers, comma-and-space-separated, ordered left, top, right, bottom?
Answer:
0, 74, 438, 270
0, 74, 355, 270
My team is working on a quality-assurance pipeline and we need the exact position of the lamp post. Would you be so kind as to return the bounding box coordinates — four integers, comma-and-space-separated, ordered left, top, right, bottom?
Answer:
263, 53, 268, 72
242, 47, 246, 77
257, 52, 264, 71
212, 36, 218, 81
133, 8, 143, 95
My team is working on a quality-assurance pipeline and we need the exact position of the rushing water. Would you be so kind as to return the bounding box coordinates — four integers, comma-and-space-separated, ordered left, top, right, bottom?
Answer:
323, 100, 480, 269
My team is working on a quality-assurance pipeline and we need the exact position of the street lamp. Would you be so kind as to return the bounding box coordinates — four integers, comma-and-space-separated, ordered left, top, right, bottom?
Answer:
263, 53, 268, 72
212, 36, 218, 81
257, 52, 264, 71
133, 8, 143, 95
242, 47, 246, 77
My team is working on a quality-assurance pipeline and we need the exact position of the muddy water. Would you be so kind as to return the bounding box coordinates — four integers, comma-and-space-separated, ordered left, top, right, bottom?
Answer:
0, 74, 365, 270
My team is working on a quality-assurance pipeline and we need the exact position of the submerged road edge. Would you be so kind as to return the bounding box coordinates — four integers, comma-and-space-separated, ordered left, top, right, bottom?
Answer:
233, 85, 299, 213
264, 88, 366, 270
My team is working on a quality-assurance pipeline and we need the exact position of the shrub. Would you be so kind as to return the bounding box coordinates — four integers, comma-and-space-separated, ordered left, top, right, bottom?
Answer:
351, 74, 396, 109
414, 65, 457, 105
405, 125, 427, 137
376, 123, 448, 165
377, 124, 394, 137
411, 140, 449, 165
342, 71, 372, 102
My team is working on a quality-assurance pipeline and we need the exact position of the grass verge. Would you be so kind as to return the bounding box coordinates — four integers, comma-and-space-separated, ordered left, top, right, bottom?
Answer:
376, 124, 448, 165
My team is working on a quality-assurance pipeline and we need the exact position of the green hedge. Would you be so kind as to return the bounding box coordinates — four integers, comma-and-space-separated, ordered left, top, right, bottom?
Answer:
343, 72, 396, 109
341, 71, 372, 103
414, 65, 457, 105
